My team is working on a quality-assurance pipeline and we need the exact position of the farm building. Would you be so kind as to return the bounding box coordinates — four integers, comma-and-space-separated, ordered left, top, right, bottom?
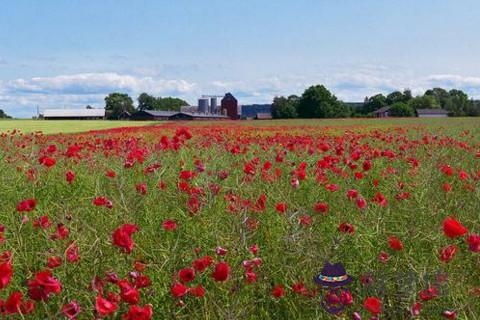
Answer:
255, 112, 273, 120
372, 106, 391, 118
130, 110, 177, 120
43, 109, 105, 120
240, 104, 272, 119
130, 110, 228, 121
221, 93, 240, 120
416, 109, 449, 118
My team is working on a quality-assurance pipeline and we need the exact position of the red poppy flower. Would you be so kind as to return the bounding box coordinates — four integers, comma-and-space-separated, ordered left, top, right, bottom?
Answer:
62, 300, 81, 319
171, 282, 188, 298
47, 256, 63, 269
16, 199, 37, 212
192, 256, 213, 272
466, 233, 480, 252
313, 202, 329, 214
363, 297, 382, 315
135, 183, 148, 195
442, 310, 457, 319
275, 202, 287, 214
33, 215, 52, 229
112, 224, 139, 254
162, 219, 177, 231
0, 260, 13, 289
439, 245, 457, 263
123, 304, 153, 320
388, 236, 404, 251
211, 261, 230, 282
66, 242, 80, 263
410, 302, 422, 316
356, 197, 367, 209
66, 170, 75, 183
443, 216, 468, 238
338, 222, 355, 235
419, 286, 439, 301
272, 285, 285, 298
39, 156, 56, 167
340, 290, 353, 305
378, 251, 390, 263
27, 270, 62, 301
178, 268, 196, 283
3, 291, 35, 315
118, 279, 140, 305
95, 295, 118, 316
189, 285, 206, 297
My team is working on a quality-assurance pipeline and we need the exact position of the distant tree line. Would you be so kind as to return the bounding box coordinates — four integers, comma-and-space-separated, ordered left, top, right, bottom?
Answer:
104, 93, 189, 119
0, 109, 12, 119
272, 86, 480, 118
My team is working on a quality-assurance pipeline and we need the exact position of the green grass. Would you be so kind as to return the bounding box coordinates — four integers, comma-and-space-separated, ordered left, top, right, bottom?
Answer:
0, 120, 158, 134
0, 119, 479, 319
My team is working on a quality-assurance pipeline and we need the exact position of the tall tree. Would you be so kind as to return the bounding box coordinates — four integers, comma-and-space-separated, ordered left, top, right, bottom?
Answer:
105, 93, 135, 119
0, 109, 12, 119
362, 94, 387, 114
272, 95, 298, 118
388, 102, 415, 117
137, 93, 188, 111
137, 93, 158, 111
408, 95, 440, 110
297, 85, 350, 118
425, 88, 449, 107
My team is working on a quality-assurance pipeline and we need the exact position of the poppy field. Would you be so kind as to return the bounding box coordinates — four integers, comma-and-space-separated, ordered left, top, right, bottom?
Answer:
0, 118, 479, 319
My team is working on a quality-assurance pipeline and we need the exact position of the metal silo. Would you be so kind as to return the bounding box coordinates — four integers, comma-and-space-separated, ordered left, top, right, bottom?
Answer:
210, 97, 218, 114
198, 98, 209, 113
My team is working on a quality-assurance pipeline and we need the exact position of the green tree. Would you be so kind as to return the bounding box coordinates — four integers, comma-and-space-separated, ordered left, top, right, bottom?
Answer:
362, 94, 387, 114
408, 95, 440, 110
137, 93, 158, 111
272, 95, 298, 118
388, 102, 415, 117
105, 93, 135, 119
425, 88, 449, 107
137, 93, 188, 111
0, 109, 12, 119
297, 85, 350, 118
386, 90, 412, 105
155, 97, 189, 111
444, 89, 469, 116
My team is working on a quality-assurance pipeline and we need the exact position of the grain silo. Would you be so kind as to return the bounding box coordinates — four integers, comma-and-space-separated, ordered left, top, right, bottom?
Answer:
198, 98, 209, 114
210, 97, 218, 114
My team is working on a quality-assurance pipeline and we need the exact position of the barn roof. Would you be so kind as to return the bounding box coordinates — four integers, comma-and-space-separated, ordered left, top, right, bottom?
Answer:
416, 108, 449, 115
43, 109, 105, 117
372, 106, 391, 114
139, 110, 178, 117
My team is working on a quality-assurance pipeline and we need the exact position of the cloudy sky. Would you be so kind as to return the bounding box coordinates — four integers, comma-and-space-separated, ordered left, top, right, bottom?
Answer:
1, 0, 479, 118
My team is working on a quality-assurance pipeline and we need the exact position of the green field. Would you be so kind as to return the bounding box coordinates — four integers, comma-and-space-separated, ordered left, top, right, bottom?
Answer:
1, 118, 479, 135
0, 120, 158, 134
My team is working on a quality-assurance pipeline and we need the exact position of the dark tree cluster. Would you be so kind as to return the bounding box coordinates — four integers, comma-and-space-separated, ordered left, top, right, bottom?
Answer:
359, 88, 479, 117
0, 109, 12, 119
272, 85, 350, 119
104, 93, 189, 119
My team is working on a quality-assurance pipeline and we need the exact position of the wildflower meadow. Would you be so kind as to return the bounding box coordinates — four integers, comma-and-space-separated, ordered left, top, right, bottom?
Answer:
0, 118, 479, 319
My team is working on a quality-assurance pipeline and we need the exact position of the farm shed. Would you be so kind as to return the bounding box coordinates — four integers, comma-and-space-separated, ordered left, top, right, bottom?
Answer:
131, 110, 229, 121
255, 112, 273, 120
43, 109, 105, 120
416, 109, 449, 118
130, 110, 177, 120
372, 106, 391, 118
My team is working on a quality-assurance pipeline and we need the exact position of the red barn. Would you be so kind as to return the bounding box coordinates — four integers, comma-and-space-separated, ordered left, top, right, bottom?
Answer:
221, 93, 239, 120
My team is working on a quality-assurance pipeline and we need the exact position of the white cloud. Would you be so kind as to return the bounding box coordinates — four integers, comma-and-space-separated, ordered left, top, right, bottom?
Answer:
1, 68, 479, 118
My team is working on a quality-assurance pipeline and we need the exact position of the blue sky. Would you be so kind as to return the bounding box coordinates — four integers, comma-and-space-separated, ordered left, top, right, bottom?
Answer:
1, 0, 479, 117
